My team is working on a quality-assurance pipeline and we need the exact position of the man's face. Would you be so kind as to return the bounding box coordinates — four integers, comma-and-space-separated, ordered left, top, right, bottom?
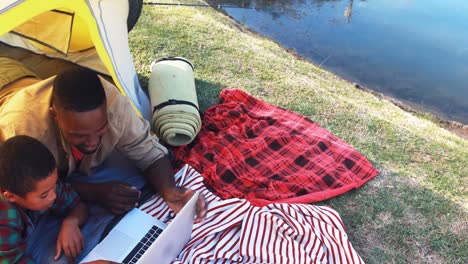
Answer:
52, 103, 109, 154
9, 169, 58, 211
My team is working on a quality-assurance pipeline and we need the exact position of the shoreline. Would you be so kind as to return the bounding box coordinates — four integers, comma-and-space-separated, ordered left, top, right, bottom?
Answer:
206, 2, 467, 139
351, 83, 468, 139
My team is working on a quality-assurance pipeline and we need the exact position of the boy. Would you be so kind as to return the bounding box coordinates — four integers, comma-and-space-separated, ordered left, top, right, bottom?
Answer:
0, 135, 88, 263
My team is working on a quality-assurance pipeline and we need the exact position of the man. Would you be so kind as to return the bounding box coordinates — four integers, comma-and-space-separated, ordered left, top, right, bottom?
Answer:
0, 57, 206, 262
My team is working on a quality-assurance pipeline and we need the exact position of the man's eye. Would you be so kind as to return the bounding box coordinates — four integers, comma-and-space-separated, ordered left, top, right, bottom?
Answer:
40, 193, 48, 199
98, 127, 108, 135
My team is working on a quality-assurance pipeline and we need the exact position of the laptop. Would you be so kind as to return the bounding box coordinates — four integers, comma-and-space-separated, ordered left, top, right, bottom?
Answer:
80, 192, 199, 264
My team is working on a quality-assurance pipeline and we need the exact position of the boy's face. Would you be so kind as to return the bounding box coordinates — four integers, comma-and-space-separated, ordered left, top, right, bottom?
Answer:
5, 169, 58, 211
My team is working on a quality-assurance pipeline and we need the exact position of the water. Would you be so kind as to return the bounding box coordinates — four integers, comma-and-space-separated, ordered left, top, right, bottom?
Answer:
208, 0, 468, 124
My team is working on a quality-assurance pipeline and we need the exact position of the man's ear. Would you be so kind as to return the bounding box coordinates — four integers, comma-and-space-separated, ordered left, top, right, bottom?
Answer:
49, 106, 56, 117
49, 106, 58, 121
3, 191, 18, 203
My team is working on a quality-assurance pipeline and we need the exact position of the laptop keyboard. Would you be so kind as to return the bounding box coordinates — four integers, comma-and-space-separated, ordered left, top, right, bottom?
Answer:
122, 225, 164, 264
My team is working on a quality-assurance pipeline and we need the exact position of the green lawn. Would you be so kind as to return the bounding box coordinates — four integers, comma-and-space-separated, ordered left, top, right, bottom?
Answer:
129, 1, 467, 263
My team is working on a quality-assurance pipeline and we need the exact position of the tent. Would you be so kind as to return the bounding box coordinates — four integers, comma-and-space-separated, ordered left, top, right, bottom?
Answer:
0, 0, 150, 120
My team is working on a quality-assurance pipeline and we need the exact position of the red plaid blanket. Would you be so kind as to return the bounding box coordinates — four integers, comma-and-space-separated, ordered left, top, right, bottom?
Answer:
172, 89, 379, 206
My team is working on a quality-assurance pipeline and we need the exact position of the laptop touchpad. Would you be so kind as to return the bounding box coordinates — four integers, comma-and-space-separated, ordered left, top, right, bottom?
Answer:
94, 229, 136, 261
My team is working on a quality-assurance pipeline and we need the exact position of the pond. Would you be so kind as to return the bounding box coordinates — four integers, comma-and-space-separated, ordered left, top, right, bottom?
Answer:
208, 0, 468, 124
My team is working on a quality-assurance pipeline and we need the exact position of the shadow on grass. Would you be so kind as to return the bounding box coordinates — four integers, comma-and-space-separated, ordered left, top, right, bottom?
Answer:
194, 78, 224, 112
138, 72, 150, 96
319, 171, 467, 264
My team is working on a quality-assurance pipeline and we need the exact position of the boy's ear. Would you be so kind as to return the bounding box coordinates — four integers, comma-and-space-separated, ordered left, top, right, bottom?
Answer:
3, 191, 18, 203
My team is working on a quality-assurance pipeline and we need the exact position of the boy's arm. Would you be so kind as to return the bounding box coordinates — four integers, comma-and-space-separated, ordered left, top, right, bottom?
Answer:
50, 182, 81, 215
62, 201, 87, 226
0, 204, 35, 264
55, 201, 88, 260
0, 227, 35, 264
51, 182, 88, 260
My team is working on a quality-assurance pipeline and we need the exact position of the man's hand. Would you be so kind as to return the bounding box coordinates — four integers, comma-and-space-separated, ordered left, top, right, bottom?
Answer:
96, 182, 141, 215
163, 187, 207, 223
143, 156, 207, 222
55, 217, 84, 261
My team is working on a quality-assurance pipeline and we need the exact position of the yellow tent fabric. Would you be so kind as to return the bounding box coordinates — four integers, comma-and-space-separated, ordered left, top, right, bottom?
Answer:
12, 10, 74, 55
0, 0, 151, 120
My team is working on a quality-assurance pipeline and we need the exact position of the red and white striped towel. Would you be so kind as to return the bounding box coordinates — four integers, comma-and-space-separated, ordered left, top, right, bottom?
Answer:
139, 165, 364, 264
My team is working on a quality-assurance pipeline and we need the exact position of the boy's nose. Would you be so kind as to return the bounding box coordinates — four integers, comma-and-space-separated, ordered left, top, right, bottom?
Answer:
49, 190, 57, 202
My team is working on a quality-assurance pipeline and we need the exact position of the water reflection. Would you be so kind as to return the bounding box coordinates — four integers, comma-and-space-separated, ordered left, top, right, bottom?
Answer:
208, 0, 468, 123
344, 0, 353, 24
210, 0, 359, 19
208, 0, 308, 19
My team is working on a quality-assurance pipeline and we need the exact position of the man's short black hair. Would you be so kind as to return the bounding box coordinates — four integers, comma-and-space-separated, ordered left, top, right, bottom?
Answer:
0, 135, 56, 197
52, 67, 106, 112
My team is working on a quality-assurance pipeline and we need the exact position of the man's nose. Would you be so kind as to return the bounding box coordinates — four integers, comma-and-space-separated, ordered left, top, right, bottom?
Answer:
85, 135, 100, 146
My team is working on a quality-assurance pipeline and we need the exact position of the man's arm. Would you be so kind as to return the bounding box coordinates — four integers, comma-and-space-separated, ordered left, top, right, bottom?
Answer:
70, 181, 140, 215
143, 155, 175, 198
87, 81, 205, 219
69, 181, 100, 202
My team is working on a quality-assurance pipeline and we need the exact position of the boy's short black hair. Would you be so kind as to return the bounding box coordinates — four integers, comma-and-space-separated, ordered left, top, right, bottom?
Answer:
0, 135, 56, 197
52, 67, 106, 112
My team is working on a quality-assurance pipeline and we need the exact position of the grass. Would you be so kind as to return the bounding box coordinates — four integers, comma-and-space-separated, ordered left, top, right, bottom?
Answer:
129, 0, 467, 263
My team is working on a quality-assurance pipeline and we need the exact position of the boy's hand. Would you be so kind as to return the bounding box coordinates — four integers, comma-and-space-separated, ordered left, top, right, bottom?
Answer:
55, 217, 84, 261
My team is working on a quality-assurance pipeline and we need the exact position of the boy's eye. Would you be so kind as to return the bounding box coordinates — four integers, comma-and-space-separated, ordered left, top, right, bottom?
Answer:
40, 192, 48, 199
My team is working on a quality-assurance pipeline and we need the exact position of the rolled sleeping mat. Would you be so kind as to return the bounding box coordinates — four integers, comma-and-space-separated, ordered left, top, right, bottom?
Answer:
148, 57, 201, 146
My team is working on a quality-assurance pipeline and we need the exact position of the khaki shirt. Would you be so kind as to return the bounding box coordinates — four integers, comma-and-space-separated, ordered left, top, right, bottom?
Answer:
0, 76, 168, 176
